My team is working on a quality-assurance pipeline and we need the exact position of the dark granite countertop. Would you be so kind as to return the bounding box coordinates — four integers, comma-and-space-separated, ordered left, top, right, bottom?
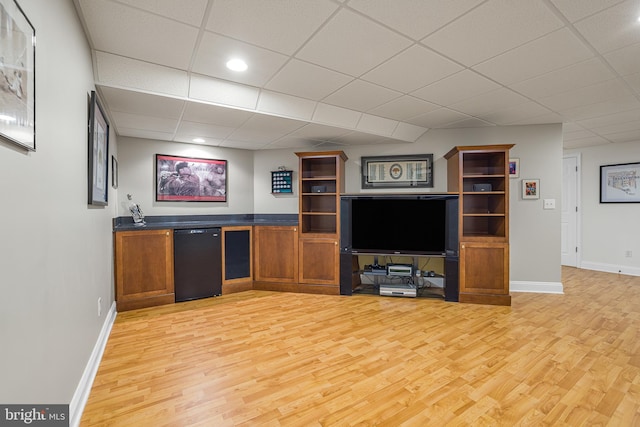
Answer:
113, 214, 298, 231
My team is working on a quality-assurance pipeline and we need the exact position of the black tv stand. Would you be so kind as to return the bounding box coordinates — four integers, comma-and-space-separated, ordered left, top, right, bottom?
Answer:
340, 253, 459, 302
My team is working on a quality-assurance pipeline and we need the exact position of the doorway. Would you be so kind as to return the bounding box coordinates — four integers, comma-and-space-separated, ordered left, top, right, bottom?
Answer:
562, 154, 580, 267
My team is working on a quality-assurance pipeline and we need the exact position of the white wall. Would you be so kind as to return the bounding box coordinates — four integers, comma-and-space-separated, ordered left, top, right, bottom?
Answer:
566, 141, 640, 275
116, 137, 255, 217
0, 0, 116, 407
253, 124, 564, 285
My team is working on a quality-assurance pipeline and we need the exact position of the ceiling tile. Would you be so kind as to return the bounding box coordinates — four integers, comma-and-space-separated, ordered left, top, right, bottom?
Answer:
189, 75, 260, 110
624, 72, 640, 93
605, 128, 640, 142
557, 95, 640, 121
116, 128, 175, 141
574, 1, 640, 53
182, 102, 253, 127
604, 42, 640, 76
511, 58, 616, 99
117, 0, 209, 26
99, 87, 185, 118
356, 114, 398, 137
348, 0, 484, 40
407, 108, 473, 128
368, 96, 440, 122
95, 52, 189, 97
77, 0, 199, 69
313, 103, 362, 129
549, 0, 627, 22
563, 135, 611, 149
423, 0, 564, 66
206, 0, 338, 55
537, 79, 631, 111
473, 28, 594, 85
592, 119, 640, 135
392, 122, 429, 141
265, 60, 353, 101
175, 121, 236, 140
361, 45, 463, 93
286, 123, 351, 142
257, 91, 317, 121
193, 32, 289, 87
322, 79, 402, 112
411, 70, 501, 106
111, 111, 178, 133
576, 108, 640, 128
296, 8, 412, 76
448, 88, 531, 117
478, 102, 556, 125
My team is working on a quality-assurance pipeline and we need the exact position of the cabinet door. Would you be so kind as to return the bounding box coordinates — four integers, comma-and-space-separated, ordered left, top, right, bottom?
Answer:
114, 229, 174, 311
254, 226, 298, 283
222, 226, 253, 293
459, 242, 510, 305
298, 238, 339, 285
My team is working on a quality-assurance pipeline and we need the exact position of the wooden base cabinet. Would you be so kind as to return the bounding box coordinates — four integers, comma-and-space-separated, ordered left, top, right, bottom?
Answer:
459, 242, 510, 305
298, 237, 339, 292
114, 229, 174, 311
253, 226, 298, 290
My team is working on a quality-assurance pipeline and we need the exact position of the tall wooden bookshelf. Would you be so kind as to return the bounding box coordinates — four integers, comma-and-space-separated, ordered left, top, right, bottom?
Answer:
445, 144, 514, 305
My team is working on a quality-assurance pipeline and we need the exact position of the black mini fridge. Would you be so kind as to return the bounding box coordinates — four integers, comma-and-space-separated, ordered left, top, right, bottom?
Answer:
174, 228, 222, 302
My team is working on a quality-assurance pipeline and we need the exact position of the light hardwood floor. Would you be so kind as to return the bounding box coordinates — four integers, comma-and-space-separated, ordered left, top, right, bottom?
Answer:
81, 267, 640, 426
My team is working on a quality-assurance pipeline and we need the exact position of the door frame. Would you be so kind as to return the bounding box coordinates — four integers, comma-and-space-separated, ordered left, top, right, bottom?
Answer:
562, 152, 582, 268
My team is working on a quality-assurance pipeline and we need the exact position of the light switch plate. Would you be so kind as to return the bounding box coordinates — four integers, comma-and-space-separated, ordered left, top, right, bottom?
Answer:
543, 199, 556, 209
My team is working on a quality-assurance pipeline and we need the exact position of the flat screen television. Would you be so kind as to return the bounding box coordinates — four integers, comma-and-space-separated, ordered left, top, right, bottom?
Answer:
340, 194, 458, 256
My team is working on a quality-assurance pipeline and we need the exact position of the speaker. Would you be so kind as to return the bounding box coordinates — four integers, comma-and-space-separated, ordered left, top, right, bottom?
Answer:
311, 185, 327, 193
444, 257, 459, 302
472, 183, 492, 192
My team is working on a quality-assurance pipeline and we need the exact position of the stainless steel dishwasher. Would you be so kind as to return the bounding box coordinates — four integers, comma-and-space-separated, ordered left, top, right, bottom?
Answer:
173, 228, 222, 302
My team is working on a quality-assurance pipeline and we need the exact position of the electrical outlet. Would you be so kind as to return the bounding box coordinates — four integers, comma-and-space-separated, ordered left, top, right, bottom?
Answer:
98, 297, 102, 317
625, 250, 633, 258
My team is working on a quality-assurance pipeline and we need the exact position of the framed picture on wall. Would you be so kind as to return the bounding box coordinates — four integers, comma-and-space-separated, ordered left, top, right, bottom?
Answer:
156, 154, 227, 202
509, 158, 520, 178
88, 91, 109, 206
600, 162, 640, 203
522, 179, 540, 200
361, 154, 433, 189
0, 0, 36, 151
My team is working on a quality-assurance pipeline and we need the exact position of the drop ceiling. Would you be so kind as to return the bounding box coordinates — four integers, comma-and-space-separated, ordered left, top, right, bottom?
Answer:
73, 0, 640, 150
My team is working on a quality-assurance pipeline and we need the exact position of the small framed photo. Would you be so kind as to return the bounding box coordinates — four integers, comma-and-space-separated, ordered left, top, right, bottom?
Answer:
88, 91, 109, 206
522, 179, 540, 199
509, 158, 520, 178
600, 162, 640, 203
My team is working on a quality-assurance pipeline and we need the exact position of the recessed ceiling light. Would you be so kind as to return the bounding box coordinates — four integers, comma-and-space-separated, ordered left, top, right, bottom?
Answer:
226, 58, 248, 72
193, 138, 205, 143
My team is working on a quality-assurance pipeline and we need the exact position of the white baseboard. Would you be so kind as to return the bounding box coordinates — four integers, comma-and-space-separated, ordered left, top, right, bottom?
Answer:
69, 301, 117, 427
510, 281, 564, 294
579, 261, 640, 277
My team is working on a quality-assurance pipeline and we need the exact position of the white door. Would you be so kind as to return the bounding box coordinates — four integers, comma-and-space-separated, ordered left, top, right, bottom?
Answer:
561, 155, 579, 266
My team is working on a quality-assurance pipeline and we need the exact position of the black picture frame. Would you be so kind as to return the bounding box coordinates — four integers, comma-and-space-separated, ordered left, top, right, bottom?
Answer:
88, 91, 109, 206
0, 0, 36, 151
600, 162, 640, 203
111, 156, 118, 189
156, 154, 227, 202
361, 154, 433, 189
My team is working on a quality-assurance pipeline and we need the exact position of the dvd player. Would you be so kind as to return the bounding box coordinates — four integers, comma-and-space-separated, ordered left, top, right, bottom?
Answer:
379, 284, 416, 298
